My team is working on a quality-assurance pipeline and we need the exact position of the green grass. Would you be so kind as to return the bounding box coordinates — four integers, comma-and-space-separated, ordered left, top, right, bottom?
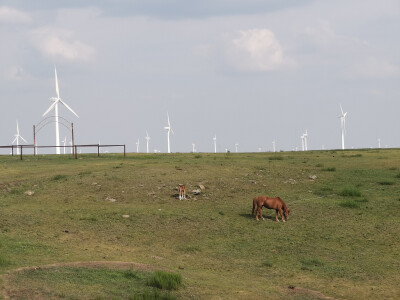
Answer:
0, 149, 399, 299
147, 271, 182, 290
339, 186, 362, 197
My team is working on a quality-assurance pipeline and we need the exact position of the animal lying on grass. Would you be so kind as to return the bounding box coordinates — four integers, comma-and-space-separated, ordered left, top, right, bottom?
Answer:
252, 196, 290, 221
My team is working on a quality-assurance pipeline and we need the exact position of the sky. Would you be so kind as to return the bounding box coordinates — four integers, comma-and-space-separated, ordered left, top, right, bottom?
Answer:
1, 0, 399, 153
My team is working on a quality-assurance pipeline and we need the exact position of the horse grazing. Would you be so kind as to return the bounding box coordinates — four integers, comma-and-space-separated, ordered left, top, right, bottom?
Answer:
178, 184, 186, 200
252, 196, 290, 222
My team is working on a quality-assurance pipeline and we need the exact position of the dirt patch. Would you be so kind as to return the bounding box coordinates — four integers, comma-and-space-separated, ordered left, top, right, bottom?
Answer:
1, 261, 167, 299
281, 285, 338, 300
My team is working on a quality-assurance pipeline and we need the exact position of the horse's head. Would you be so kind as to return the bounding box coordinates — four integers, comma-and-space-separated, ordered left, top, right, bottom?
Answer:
283, 209, 291, 220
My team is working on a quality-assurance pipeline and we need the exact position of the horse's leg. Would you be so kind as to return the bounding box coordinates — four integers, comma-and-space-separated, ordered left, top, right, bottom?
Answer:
252, 201, 256, 215
278, 208, 285, 222
258, 207, 264, 221
275, 209, 279, 222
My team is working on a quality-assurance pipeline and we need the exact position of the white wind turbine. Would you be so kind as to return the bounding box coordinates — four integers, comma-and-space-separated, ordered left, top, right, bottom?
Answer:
136, 138, 140, 153
164, 112, 174, 153
272, 140, 276, 152
213, 135, 217, 153
300, 134, 305, 151
339, 104, 347, 150
42, 66, 79, 154
377, 138, 381, 149
145, 131, 151, 153
303, 130, 308, 151
192, 143, 196, 153
11, 120, 28, 155
235, 142, 239, 153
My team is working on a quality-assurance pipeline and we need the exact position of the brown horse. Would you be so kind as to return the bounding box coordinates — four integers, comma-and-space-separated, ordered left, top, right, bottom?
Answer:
252, 196, 290, 221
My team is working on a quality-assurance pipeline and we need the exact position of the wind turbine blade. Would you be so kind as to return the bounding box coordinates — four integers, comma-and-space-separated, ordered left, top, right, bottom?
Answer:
12, 136, 17, 144
16, 120, 19, 135
20, 136, 28, 143
42, 100, 58, 116
59, 99, 79, 118
167, 112, 170, 127
340, 104, 344, 115
55, 66, 60, 99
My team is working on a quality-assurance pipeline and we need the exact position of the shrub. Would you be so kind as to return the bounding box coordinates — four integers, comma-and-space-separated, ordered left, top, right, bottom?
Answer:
262, 261, 273, 267
147, 271, 182, 290
340, 186, 361, 197
395, 172, 400, 178
340, 200, 360, 208
323, 167, 336, 172
301, 258, 324, 267
124, 269, 143, 279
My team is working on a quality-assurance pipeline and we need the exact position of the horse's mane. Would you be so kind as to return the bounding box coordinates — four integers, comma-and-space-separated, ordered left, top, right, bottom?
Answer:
277, 197, 288, 212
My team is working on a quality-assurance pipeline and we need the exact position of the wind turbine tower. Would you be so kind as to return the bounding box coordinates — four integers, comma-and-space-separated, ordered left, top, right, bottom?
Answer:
272, 140, 276, 152
192, 143, 196, 153
235, 142, 239, 153
11, 120, 28, 155
43, 66, 79, 154
338, 105, 347, 150
145, 131, 151, 153
303, 130, 308, 151
164, 112, 174, 153
136, 138, 140, 153
300, 134, 305, 151
213, 135, 217, 153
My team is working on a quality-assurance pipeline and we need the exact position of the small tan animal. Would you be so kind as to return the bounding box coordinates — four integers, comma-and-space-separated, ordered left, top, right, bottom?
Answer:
252, 196, 290, 221
178, 184, 186, 200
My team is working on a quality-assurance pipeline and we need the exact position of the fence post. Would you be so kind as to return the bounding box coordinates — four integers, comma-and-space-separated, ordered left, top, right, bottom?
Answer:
75, 146, 78, 159
20, 145, 23, 160
124, 145, 126, 157
98, 144, 100, 157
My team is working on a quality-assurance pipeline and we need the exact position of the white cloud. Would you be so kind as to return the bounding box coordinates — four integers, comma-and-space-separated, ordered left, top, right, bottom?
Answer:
29, 27, 95, 62
0, 6, 31, 23
225, 28, 292, 72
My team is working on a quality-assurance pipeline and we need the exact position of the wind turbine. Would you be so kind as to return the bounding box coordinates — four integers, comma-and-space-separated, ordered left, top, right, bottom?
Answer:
136, 138, 140, 153
235, 142, 239, 153
338, 104, 347, 150
300, 134, 305, 151
164, 112, 174, 153
303, 130, 308, 151
377, 138, 381, 149
272, 140, 276, 152
145, 131, 151, 153
213, 135, 217, 153
42, 66, 79, 154
192, 143, 196, 153
11, 120, 28, 155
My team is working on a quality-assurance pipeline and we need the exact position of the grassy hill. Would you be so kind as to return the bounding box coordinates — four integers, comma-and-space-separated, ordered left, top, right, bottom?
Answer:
0, 150, 399, 299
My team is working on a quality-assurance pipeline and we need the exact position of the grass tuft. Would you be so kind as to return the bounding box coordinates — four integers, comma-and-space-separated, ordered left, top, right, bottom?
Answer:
322, 167, 336, 172
269, 156, 284, 161
395, 172, 400, 178
147, 271, 182, 290
340, 186, 361, 197
339, 200, 360, 208
378, 181, 395, 185
52, 174, 67, 181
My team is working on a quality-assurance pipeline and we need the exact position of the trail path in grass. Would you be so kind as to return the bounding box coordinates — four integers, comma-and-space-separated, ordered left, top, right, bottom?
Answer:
1, 261, 167, 299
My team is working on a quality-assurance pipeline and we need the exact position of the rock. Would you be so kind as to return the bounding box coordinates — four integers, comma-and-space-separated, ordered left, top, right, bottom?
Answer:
198, 184, 205, 190
309, 175, 317, 180
106, 196, 116, 202
122, 215, 130, 218
192, 189, 201, 195
25, 190, 35, 196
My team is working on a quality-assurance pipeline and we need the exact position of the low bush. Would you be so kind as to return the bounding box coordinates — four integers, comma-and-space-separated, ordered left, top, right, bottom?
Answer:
378, 181, 394, 185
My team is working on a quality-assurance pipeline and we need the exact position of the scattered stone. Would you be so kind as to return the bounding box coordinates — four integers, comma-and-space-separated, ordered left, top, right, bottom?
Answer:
284, 179, 297, 184
192, 189, 201, 195
25, 190, 35, 196
151, 255, 164, 260
122, 215, 130, 218
198, 184, 205, 190
309, 175, 317, 180
92, 182, 98, 185
106, 196, 116, 202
